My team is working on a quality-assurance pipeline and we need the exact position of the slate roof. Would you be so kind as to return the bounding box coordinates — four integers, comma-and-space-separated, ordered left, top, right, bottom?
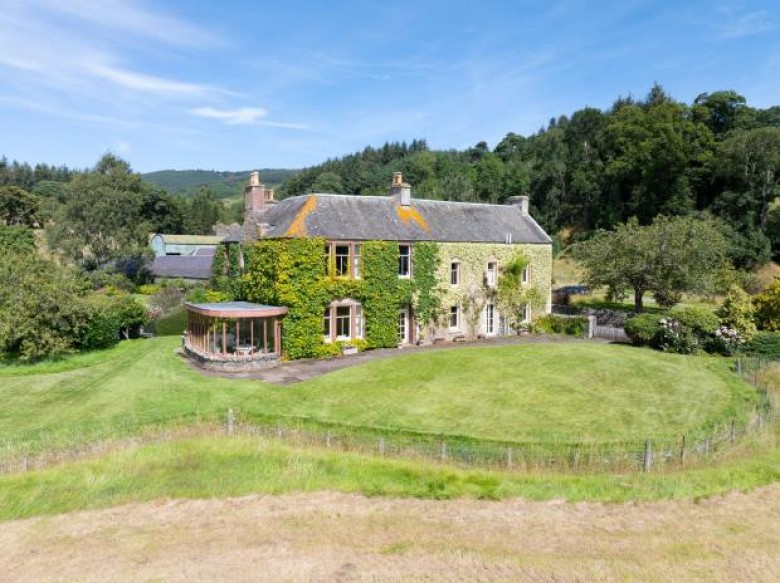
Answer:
251, 194, 551, 244
151, 255, 213, 280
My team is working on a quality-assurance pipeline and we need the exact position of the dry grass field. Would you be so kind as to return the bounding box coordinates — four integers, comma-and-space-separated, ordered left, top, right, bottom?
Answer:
2, 485, 779, 582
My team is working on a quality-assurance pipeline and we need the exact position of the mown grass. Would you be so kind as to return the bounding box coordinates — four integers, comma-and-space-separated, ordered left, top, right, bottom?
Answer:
0, 433, 778, 521
0, 337, 757, 447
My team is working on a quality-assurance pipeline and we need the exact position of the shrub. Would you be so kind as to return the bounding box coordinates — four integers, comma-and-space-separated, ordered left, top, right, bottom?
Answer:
204, 290, 231, 303
532, 314, 588, 336
150, 287, 184, 315
77, 294, 148, 349
651, 318, 698, 354
185, 285, 208, 303
672, 305, 719, 336
701, 326, 744, 356
154, 308, 187, 336
137, 284, 160, 295
743, 331, 780, 359
754, 279, 780, 331
624, 313, 661, 346
718, 285, 757, 338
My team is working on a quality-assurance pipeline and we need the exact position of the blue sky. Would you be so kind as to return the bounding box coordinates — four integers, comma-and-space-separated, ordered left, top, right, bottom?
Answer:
1, 0, 779, 172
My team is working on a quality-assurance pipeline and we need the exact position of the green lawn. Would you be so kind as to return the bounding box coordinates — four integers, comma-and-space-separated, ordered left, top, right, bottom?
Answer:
0, 337, 756, 446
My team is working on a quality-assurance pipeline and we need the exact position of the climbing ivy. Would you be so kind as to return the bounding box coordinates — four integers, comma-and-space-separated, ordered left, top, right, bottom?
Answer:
240, 238, 441, 359
210, 243, 244, 300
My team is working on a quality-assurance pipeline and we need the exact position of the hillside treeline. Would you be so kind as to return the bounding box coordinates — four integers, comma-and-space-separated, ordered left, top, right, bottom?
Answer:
279, 86, 780, 269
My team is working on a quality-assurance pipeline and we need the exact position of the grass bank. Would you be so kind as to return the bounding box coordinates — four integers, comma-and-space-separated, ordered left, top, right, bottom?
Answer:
1, 433, 778, 521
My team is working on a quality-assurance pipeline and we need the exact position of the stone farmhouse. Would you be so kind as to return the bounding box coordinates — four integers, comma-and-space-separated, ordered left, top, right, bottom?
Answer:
191, 172, 552, 370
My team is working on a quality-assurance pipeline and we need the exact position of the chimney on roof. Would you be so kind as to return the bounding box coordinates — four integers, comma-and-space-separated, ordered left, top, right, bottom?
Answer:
389, 171, 412, 207
244, 170, 275, 214
243, 170, 276, 242
505, 195, 529, 216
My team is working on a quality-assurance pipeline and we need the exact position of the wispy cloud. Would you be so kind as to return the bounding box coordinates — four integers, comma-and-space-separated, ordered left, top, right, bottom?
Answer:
713, 5, 774, 39
87, 63, 234, 97
190, 107, 309, 129
31, 0, 222, 47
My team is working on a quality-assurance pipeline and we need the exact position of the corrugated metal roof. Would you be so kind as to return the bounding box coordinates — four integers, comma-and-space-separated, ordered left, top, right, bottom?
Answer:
254, 194, 551, 244
151, 255, 213, 280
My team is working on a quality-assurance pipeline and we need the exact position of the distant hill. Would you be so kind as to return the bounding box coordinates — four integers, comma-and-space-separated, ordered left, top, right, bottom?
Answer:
142, 169, 299, 199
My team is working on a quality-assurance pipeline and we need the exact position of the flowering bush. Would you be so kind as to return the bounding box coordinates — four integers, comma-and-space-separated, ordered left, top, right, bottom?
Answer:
702, 325, 743, 356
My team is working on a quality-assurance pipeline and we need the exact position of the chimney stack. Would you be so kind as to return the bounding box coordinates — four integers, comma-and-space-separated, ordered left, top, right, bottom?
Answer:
505, 195, 529, 216
244, 170, 275, 214
243, 171, 276, 242
389, 171, 412, 207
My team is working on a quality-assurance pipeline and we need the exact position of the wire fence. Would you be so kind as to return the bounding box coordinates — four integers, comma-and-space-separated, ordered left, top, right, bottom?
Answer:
1, 357, 776, 476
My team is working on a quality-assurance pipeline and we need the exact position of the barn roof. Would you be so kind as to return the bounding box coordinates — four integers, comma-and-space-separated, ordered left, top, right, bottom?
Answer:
150, 255, 213, 280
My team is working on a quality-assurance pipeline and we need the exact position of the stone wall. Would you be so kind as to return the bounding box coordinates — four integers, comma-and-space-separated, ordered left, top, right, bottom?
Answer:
183, 343, 281, 372
429, 242, 552, 341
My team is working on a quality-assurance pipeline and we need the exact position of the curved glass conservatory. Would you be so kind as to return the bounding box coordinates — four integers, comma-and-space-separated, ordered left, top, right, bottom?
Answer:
183, 302, 287, 371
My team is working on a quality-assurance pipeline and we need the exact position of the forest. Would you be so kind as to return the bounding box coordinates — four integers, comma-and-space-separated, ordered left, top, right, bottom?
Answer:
280, 86, 780, 270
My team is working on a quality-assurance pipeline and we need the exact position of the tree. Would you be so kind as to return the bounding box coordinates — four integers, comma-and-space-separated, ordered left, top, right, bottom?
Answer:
572, 216, 728, 312
309, 171, 345, 193
47, 154, 148, 269
0, 186, 41, 226
185, 187, 221, 235
693, 91, 753, 136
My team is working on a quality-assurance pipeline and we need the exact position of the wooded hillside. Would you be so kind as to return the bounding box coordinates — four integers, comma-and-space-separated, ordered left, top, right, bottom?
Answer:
278, 86, 780, 269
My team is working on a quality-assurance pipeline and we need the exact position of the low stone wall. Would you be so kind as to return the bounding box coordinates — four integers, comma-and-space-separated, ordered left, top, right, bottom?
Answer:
183, 343, 281, 372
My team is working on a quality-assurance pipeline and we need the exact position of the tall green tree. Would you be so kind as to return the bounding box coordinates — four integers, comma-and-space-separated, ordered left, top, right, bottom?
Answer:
186, 186, 221, 235
572, 215, 728, 312
47, 154, 147, 269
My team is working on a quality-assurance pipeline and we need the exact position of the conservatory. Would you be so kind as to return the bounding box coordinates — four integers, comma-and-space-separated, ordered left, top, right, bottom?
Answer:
183, 301, 287, 371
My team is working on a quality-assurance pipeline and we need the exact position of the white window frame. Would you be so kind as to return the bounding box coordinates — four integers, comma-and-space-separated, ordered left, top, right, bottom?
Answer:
398, 244, 411, 278
334, 244, 350, 277
485, 303, 495, 335
521, 265, 530, 285
448, 305, 460, 331
486, 261, 497, 287
523, 304, 531, 323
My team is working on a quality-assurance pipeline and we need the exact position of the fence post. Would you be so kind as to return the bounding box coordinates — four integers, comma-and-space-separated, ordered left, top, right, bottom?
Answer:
730, 420, 736, 445
440, 441, 447, 462
642, 439, 652, 472
506, 447, 513, 470
326, 431, 332, 448
226, 408, 235, 436
679, 435, 686, 467
276, 424, 283, 438
379, 438, 386, 456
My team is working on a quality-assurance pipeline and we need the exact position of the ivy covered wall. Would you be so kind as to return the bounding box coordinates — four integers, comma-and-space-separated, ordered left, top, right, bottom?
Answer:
435, 242, 552, 338
241, 238, 441, 359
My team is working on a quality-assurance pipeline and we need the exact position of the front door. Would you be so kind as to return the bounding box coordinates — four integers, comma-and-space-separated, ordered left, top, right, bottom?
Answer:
398, 308, 409, 345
